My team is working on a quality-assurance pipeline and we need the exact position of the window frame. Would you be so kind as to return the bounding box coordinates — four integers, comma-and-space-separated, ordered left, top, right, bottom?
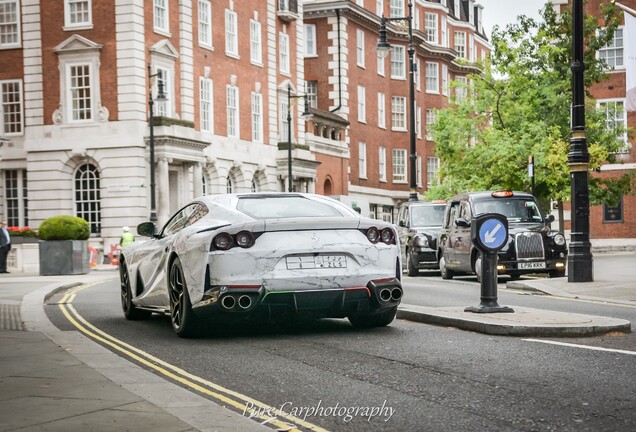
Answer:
0, 0, 21, 49
425, 62, 439, 94
454, 31, 466, 59
251, 91, 263, 143
74, 163, 101, 235
390, 45, 406, 79
279, 32, 290, 74
304, 24, 317, 57
358, 141, 367, 180
391, 96, 406, 131
226, 84, 240, 138
153, 0, 170, 35
250, 19, 263, 65
225, 8, 238, 57
377, 92, 386, 129
0, 79, 23, 135
198, 0, 212, 49
356, 28, 365, 68
392, 148, 407, 183
598, 26, 624, 69
199, 76, 213, 133
357, 85, 366, 123
379, 146, 387, 182
425, 12, 438, 44
64, 0, 92, 30
66, 63, 94, 123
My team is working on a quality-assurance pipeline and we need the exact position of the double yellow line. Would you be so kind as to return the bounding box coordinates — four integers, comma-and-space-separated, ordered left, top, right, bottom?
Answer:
57, 283, 328, 432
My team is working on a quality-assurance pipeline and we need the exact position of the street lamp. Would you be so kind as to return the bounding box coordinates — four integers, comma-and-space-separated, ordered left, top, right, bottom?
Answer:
147, 64, 166, 224
286, 84, 311, 193
567, 0, 593, 282
377, 1, 418, 202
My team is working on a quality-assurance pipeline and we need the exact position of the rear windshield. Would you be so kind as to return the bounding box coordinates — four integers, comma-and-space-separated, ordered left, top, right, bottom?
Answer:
410, 205, 446, 227
237, 196, 346, 219
473, 198, 543, 222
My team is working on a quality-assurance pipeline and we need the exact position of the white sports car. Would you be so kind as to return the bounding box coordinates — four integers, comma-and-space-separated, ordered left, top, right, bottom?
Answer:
119, 193, 402, 337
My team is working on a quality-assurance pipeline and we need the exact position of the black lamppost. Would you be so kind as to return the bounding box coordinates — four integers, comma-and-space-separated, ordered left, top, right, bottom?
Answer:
568, 0, 593, 282
376, 1, 418, 202
147, 64, 166, 224
286, 84, 311, 193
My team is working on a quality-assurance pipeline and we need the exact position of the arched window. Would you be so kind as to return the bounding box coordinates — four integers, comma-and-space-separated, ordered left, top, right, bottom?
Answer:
202, 174, 207, 195
251, 176, 259, 192
74, 163, 101, 234
226, 176, 233, 193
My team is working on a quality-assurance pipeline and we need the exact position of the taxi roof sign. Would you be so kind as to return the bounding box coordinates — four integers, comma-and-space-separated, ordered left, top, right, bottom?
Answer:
491, 190, 514, 198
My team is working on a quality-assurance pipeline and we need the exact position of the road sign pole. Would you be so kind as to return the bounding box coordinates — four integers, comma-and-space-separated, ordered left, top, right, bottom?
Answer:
465, 250, 514, 313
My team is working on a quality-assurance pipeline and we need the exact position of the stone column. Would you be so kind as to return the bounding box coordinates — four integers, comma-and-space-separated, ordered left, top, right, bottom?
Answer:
193, 163, 203, 198
158, 157, 170, 225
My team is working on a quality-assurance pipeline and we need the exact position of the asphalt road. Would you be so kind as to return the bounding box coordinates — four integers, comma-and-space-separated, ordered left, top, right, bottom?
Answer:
45, 259, 636, 432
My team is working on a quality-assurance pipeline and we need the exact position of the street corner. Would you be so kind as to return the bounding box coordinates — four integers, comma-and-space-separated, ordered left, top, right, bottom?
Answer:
396, 304, 632, 337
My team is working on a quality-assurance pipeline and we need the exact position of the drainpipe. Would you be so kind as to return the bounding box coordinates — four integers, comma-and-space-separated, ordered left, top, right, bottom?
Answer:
330, 9, 342, 113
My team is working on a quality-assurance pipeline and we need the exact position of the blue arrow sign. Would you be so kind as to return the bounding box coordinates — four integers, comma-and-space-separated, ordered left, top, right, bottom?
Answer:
479, 218, 507, 250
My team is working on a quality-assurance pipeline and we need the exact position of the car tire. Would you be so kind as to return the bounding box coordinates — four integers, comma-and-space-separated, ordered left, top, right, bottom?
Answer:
120, 260, 151, 321
439, 256, 454, 280
348, 307, 397, 328
474, 253, 482, 283
549, 270, 566, 278
509, 273, 521, 281
169, 257, 200, 338
406, 251, 419, 277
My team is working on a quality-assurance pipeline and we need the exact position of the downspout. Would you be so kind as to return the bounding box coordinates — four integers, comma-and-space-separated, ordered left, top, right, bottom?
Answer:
330, 9, 342, 113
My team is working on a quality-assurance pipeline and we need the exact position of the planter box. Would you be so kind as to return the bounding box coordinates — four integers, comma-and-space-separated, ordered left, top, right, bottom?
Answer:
8, 243, 40, 273
39, 240, 89, 275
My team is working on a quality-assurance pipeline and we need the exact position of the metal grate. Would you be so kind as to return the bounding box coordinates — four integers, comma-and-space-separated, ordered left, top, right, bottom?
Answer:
515, 232, 544, 260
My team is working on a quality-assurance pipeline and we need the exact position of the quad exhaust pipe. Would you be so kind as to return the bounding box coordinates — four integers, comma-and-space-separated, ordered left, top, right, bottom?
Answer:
379, 287, 402, 302
238, 295, 252, 309
220, 294, 253, 310
221, 295, 236, 309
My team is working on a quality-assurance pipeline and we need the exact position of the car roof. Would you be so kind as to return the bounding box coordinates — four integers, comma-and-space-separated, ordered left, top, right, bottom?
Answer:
449, 190, 535, 202
400, 200, 446, 207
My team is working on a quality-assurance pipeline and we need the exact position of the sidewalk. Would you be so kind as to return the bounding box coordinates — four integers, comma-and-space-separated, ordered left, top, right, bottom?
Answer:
1, 256, 634, 431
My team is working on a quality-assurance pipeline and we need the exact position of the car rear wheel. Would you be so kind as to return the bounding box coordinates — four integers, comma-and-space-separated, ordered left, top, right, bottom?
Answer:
120, 261, 151, 320
348, 307, 397, 328
169, 257, 199, 338
406, 251, 419, 277
439, 256, 454, 280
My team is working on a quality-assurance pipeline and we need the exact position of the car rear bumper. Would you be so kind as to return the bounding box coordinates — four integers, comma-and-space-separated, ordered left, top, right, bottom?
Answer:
411, 249, 438, 269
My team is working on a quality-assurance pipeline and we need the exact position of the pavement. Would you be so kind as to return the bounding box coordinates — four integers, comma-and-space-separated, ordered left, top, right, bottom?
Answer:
1, 252, 634, 431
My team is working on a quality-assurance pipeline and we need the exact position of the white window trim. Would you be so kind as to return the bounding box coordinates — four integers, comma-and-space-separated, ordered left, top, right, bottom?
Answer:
64, 0, 93, 31
250, 19, 263, 66
199, 77, 213, 133
279, 32, 290, 75
226, 85, 240, 138
304, 24, 317, 57
154, 65, 173, 117
0, 0, 21, 49
358, 85, 366, 123
598, 26, 625, 70
0, 79, 23, 135
426, 62, 439, 94
425, 12, 438, 44
198, 0, 212, 50
379, 146, 387, 182
598, 98, 629, 150
378, 92, 386, 129
392, 148, 407, 183
252, 91, 263, 143
65, 62, 95, 123
357, 29, 365, 68
359, 142, 367, 179
391, 46, 406, 80
391, 96, 407, 131
153, 0, 170, 36
225, 9, 239, 58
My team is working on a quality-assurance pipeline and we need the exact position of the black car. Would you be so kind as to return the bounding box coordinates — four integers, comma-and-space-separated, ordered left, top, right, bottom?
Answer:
397, 200, 447, 276
437, 190, 568, 281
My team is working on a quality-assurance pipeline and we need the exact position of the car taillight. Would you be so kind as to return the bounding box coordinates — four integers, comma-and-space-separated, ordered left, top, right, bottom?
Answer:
381, 228, 395, 244
212, 233, 233, 250
366, 227, 380, 243
235, 231, 255, 248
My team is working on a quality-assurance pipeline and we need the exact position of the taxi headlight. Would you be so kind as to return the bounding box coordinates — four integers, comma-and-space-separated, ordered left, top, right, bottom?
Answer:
553, 233, 566, 246
415, 236, 429, 248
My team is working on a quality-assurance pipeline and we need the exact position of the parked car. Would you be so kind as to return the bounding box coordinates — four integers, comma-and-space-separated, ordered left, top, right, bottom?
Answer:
397, 200, 447, 276
437, 190, 567, 281
119, 193, 402, 337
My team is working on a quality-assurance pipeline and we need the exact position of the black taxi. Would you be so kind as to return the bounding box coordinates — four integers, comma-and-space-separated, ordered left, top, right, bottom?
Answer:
437, 190, 568, 281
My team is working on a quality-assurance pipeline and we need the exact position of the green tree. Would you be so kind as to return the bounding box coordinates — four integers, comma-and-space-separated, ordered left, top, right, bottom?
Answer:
427, 2, 634, 209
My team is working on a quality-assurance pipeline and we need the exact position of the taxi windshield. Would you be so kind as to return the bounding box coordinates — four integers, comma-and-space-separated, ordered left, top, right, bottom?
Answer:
474, 198, 542, 222
410, 205, 446, 227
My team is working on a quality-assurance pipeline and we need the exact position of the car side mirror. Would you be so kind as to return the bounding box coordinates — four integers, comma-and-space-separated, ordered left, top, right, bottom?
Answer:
544, 214, 555, 224
137, 222, 157, 238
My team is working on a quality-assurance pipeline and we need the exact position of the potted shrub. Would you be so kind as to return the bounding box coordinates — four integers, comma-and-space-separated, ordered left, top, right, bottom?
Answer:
38, 216, 90, 275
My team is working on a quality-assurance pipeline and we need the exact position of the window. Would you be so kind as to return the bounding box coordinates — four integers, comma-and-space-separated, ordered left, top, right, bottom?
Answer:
225, 9, 238, 56
392, 148, 407, 182
425, 13, 438, 44
357, 85, 366, 123
416, 105, 422, 138
599, 27, 624, 69
603, 196, 623, 223
441, 16, 448, 47
391, 96, 406, 130
4, 169, 27, 228
200, 77, 213, 132
426, 109, 436, 140
453, 0, 460, 18
454, 31, 466, 59
356, 29, 365, 67
455, 76, 467, 102
0, 0, 20, 48
74, 163, 101, 235
198, 0, 212, 48
250, 20, 262, 64
154, 0, 169, 34
376, 0, 384, 16
442, 64, 449, 96
390, 0, 404, 17
65, 0, 91, 28
377, 53, 385, 76
599, 99, 628, 152
226, 85, 239, 138
427, 157, 440, 187
306, 81, 317, 108
251, 177, 260, 193
305, 24, 316, 57
279, 32, 290, 74
377, 92, 386, 128
470, 34, 476, 62
252, 92, 263, 142
1, 80, 22, 134
155, 66, 171, 117
425, 62, 439, 94
414, 58, 421, 91
280, 96, 289, 142
359, 142, 367, 179
226, 176, 233, 193
67, 64, 93, 122
417, 155, 422, 187
379, 146, 387, 181
391, 45, 405, 79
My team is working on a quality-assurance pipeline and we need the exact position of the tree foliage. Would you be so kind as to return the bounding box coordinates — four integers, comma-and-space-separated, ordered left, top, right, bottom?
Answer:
426, 2, 634, 208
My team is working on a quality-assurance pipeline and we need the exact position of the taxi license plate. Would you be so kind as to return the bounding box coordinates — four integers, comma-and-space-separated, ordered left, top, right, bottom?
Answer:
518, 262, 546, 270
286, 255, 347, 270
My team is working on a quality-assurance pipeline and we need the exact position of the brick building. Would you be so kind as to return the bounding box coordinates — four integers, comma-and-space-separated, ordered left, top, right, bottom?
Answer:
551, 0, 636, 240
304, 0, 490, 220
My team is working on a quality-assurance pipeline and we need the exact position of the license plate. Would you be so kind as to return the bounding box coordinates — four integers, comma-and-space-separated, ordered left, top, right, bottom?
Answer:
286, 255, 347, 270
518, 262, 546, 270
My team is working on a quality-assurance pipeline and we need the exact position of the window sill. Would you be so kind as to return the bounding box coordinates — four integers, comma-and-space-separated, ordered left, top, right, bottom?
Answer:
63, 24, 93, 31
225, 52, 240, 60
154, 28, 172, 38
392, 180, 407, 184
